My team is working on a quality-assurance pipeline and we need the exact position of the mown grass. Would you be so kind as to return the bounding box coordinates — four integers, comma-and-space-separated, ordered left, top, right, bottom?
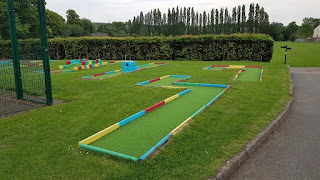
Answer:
0, 46, 293, 179
273, 41, 320, 67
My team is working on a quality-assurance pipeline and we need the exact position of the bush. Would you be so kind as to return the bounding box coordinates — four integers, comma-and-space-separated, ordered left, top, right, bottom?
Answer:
0, 34, 274, 62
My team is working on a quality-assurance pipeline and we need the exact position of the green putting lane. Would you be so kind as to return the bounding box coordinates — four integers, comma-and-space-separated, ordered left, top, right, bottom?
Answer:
237, 68, 261, 82
91, 71, 123, 79
90, 64, 161, 79
90, 78, 224, 157
208, 67, 225, 70
147, 77, 182, 86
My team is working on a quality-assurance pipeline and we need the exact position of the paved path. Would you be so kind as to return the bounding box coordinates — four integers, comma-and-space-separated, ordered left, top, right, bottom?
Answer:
230, 68, 320, 180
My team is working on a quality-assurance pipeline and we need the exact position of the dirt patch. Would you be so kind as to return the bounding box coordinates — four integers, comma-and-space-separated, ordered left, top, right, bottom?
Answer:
0, 96, 63, 118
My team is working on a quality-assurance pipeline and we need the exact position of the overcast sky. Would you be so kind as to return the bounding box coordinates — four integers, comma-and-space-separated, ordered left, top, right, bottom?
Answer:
46, 0, 320, 26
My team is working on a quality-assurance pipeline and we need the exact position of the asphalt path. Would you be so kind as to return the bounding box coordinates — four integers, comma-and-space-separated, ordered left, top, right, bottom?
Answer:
230, 68, 320, 180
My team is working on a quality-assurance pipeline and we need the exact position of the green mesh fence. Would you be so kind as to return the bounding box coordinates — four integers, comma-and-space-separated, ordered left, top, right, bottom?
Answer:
0, 0, 51, 117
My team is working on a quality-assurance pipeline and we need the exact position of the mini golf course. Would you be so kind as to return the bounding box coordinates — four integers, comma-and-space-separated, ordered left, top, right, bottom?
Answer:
204, 65, 263, 82
79, 75, 230, 161
81, 62, 167, 80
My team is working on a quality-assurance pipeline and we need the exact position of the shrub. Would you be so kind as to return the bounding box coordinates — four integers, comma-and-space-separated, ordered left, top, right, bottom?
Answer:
0, 34, 274, 62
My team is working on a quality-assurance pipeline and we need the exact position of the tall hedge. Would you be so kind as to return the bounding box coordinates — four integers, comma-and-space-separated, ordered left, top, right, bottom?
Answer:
0, 34, 274, 62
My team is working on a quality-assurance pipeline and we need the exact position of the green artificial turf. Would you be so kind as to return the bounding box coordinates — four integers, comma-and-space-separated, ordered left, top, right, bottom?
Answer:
88, 64, 163, 79
89, 71, 122, 79
237, 68, 261, 82
90, 78, 223, 158
207, 67, 225, 70
1, 55, 292, 179
147, 77, 181, 86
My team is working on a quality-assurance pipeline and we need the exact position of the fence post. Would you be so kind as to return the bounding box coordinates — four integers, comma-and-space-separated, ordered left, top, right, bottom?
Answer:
7, 0, 23, 100
37, 0, 53, 105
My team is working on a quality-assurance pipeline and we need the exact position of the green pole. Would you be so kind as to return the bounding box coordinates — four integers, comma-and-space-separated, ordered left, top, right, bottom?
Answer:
7, 0, 23, 100
37, 0, 53, 105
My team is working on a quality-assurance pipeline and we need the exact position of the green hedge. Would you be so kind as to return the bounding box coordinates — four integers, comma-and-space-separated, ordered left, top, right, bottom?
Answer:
0, 34, 274, 62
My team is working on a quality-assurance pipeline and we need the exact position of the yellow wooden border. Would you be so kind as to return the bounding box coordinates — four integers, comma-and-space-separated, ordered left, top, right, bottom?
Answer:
164, 94, 179, 103
78, 123, 119, 147
161, 86, 184, 89
228, 65, 245, 69
160, 75, 170, 80
171, 117, 193, 135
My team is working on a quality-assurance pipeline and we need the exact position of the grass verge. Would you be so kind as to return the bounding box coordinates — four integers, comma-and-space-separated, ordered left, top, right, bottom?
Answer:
273, 41, 320, 67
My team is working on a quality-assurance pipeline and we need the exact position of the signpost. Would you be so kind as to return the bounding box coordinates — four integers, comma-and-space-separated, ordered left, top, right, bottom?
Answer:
281, 45, 292, 64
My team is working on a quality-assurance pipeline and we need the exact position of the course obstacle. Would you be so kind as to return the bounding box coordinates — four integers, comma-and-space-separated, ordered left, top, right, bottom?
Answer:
50, 59, 121, 74
204, 65, 264, 82
78, 75, 230, 161
81, 62, 167, 80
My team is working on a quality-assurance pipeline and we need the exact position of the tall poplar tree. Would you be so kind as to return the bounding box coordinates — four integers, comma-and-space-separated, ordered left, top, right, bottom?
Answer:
248, 3, 254, 33
215, 9, 219, 33
232, 7, 237, 33
220, 8, 224, 33
210, 9, 215, 33
224, 7, 229, 34
254, 4, 260, 33
237, 5, 241, 33
203, 10, 207, 34
187, 7, 191, 34
191, 7, 195, 35
241, 5, 246, 33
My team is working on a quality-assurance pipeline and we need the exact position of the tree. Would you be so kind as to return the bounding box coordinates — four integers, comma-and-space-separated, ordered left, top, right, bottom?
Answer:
220, 8, 224, 33
187, 7, 191, 34
183, 7, 187, 24
80, 18, 95, 36
0, 0, 40, 39
203, 11, 207, 34
224, 8, 229, 34
254, 4, 260, 33
237, 5, 241, 33
298, 24, 314, 40
46, 9, 65, 37
210, 9, 215, 33
232, 7, 237, 33
302, 17, 320, 28
62, 24, 84, 37
66, 9, 80, 25
241, 5, 246, 33
261, 12, 269, 34
215, 9, 219, 33
199, 13, 202, 34
248, 3, 254, 33
195, 12, 199, 35
282, 21, 299, 41
267, 22, 284, 41
259, 7, 265, 33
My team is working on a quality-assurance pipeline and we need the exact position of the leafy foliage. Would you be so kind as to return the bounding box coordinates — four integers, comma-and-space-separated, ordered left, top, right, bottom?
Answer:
46, 9, 65, 38
0, 34, 274, 62
127, 4, 270, 37
298, 24, 314, 39
302, 17, 320, 28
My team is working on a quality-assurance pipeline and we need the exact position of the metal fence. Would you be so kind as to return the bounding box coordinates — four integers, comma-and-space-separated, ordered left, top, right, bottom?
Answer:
0, 0, 52, 117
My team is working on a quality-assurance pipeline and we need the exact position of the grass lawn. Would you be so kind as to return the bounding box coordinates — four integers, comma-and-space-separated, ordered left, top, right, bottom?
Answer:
273, 41, 320, 67
0, 42, 306, 179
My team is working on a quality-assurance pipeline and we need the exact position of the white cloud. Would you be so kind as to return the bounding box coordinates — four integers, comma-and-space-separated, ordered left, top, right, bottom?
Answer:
46, 0, 320, 25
